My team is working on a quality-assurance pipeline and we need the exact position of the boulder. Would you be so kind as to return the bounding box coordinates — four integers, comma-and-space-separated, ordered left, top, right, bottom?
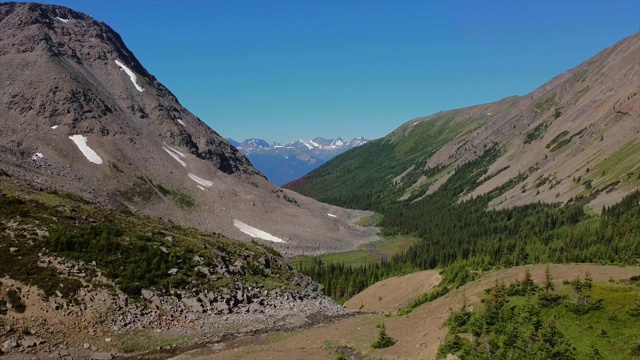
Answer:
2, 339, 18, 350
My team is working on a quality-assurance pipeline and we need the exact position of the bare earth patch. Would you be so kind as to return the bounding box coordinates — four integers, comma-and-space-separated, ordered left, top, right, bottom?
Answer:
344, 270, 441, 312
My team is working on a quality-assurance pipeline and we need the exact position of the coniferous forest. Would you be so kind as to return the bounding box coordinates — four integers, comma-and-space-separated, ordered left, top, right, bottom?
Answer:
299, 148, 640, 302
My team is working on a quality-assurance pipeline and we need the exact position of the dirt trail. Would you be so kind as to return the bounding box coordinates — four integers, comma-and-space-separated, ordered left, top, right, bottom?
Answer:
169, 264, 640, 360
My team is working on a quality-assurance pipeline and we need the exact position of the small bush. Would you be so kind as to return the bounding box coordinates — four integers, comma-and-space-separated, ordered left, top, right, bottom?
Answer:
6, 289, 26, 313
371, 322, 396, 349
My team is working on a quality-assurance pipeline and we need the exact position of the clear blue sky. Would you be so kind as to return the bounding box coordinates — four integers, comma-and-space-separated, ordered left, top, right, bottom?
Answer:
33, 0, 640, 143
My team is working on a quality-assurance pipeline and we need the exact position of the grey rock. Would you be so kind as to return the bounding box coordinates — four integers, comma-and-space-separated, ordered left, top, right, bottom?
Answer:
168, 268, 179, 275
9, 247, 18, 253
2, 339, 18, 349
20, 337, 37, 348
92, 352, 113, 360
141, 289, 154, 300
181, 297, 203, 313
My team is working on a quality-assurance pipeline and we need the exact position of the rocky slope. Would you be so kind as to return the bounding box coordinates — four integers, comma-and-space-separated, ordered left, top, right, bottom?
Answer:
0, 173, 348, 359
230, 137, 369, 185
0, 2, 378, 256
286, 33, 640, 211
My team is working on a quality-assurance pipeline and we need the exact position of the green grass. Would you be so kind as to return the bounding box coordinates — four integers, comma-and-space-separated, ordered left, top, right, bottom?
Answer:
584, 139, 640, 192
534, 92, 557, 113
524, 122, 548, 144
440, 274, 640, 359
546, 130, 570, 149
290, 235, 419, 269
354, 213, 382, 227
553, 283, 640, 360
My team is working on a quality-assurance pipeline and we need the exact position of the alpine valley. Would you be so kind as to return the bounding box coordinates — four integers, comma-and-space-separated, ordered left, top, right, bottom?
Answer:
0, 2, 639, 360
228, 137, 369, 186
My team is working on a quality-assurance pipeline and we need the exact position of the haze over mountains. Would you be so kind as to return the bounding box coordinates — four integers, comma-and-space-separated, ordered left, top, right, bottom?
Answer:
229, 136, 369, 185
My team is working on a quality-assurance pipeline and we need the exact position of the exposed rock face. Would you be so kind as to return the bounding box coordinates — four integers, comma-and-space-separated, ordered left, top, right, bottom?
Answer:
0, 2, 378, 256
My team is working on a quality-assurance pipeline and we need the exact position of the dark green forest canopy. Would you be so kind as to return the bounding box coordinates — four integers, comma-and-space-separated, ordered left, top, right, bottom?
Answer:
298, 148, 640, 302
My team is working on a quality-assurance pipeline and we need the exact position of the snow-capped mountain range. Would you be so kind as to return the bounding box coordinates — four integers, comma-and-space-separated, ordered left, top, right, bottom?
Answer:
229, 137, 369, 185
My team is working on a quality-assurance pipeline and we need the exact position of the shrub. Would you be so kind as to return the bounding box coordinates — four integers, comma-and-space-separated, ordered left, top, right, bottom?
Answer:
371, 322, 396, 349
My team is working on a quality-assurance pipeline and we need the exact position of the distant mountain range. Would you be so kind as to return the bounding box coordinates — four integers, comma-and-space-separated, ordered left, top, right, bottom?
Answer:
229, 137, 369, 185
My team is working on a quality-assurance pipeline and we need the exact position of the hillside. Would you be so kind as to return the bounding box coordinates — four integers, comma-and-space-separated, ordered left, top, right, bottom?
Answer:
285, 33, 640, 212
0, 3, 378, 256
168, 264, 640, 360
0, 172, 346, 358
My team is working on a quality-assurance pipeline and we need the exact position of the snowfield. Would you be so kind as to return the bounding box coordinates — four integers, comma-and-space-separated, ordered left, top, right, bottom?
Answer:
55, 17, 69, 23
163, 147, 186, 167
176, 119, 185, 126
69, 135, 102, 164
327, 213, 337, 218
114, 60, 144, 92
31, 153, 43, 160
188, 173, 213, 187
51, 125, 59, 129
233, 220, 285, 243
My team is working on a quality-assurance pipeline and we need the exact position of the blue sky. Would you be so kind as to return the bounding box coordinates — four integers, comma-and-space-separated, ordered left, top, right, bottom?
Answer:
34, 0, 640, 143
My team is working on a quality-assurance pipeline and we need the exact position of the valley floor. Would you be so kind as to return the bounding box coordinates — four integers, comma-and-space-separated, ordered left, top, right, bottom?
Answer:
168, 264, 640, 360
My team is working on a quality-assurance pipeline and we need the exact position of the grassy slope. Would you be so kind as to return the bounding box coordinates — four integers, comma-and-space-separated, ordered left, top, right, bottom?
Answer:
291, 235, 418, 269
0, 173, 296, 301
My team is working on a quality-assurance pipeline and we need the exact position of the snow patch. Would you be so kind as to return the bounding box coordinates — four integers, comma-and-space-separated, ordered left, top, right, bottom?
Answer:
197, 185, 206, 191
188, 173, 213, 187
176, 119, 185, 126
299, 140, 313, 149
233, 220, 285, 243
114, 60, 144, 92
327, 213, 337, 218
55, 17, 69, 23
309, 140, 320, 147
164, 145, 187, 158
31, 153, 43, 160
51, 125, 59, 129
412, 121, 419, 126
163, 147, 186, 167
69, 135, 103, 164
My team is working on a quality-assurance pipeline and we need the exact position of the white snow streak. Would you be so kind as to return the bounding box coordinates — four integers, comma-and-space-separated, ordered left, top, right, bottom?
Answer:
163, 145, 186, 158
412, 121, 419, 126
197, 185, 206, 191
69, 135, 103, 164
188, 173, 213, 187
31, 153, 43, 160
51, 125, 59, 129
176, 119, 185, 126
114, 60, 144, 92
163, 147, 186, 167
55, 17, 69, 23
233, 220, 285, 243
327, 213, 337, 218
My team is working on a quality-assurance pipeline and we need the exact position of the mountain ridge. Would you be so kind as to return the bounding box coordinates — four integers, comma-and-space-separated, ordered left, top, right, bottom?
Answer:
0, 2, 378, 256
230, 136, 369, 185
285, 32, 640, 212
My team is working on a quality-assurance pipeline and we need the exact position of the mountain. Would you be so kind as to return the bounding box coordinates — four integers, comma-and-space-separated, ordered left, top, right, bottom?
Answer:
285, 33, 640, 212
0, 2, 378, 257
230, 136, 369, 185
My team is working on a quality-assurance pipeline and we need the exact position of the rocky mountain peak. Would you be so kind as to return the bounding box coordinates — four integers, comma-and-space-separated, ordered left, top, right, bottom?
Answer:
0, 2, 377, 257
